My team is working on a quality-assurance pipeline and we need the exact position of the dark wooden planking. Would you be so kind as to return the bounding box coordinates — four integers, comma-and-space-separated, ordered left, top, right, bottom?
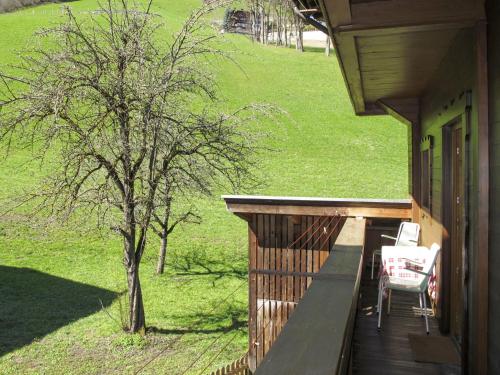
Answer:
352, 278, 460, 375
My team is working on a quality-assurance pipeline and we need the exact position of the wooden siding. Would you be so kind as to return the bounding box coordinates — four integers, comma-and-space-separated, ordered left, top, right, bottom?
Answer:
419, 26, 490, 374
248, 213, 346, 370
419, 29, 474, 325
486, 1, 500, 372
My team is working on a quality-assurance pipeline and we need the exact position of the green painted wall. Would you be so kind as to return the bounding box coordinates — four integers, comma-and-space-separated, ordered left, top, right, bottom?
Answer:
487, 1, 500, 372
419, 28, 485, 373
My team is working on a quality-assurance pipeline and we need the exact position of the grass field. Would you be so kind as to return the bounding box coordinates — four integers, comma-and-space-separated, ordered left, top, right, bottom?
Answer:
0, 1, 408, 374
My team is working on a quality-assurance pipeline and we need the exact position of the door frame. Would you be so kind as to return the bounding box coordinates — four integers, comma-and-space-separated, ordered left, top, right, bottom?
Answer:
442, 113, 469, 368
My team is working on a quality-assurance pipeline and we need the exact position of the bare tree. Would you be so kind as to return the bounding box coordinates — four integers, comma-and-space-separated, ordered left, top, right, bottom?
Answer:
0, 0, 267, 333
151, 172, 202, 275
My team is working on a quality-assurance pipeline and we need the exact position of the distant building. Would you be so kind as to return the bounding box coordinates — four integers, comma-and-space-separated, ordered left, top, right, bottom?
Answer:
223, 9, 253, 35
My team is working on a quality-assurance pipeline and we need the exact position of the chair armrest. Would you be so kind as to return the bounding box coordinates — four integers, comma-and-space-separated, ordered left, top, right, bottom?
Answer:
381, 234, 397, 241
404, 267, 432, 277
401, 257, 424, 266
397, 239, 418, 246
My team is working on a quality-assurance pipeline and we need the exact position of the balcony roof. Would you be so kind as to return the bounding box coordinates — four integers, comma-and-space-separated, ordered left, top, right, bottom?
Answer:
222, 195, 412, 219
292, 0, 485, 117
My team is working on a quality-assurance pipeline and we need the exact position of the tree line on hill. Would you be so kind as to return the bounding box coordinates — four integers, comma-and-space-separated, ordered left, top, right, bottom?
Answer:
0, 0, 55, 13
244, 0, 305, 50
223, 0, 331, 54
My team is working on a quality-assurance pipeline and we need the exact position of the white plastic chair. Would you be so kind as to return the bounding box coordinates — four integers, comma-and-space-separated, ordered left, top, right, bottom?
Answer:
371, 222, 420, 279
377, 243, 441, 334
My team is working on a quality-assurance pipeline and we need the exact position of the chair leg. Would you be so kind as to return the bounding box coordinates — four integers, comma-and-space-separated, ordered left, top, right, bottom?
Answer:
423, 292, 429, 334
376, 278, 381, 313
377, 285, 383, 330
387, 289, 391, 315
419, 293, 424, 317
371, 252, 376, 279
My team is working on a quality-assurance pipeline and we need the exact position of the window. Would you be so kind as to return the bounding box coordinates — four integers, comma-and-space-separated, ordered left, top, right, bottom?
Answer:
420, 136, 433, 213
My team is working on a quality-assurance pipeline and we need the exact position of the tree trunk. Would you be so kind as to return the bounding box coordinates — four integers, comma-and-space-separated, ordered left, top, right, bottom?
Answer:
124, 197, 146, 333
127, 264, 146, 333
156, 224, 169, 274
260, 7, 266, 44
325, 36, 331, 56
296, 16, 303, 52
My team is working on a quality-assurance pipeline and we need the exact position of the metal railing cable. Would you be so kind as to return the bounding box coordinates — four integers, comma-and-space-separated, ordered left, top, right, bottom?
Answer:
178, 326, 239, 375
133, 279, 248, 374
284, 215, 329, 251
306, 215, 337, 251
177, 217, 325, 375
318, 216, 343, 251
195, 331, 242, 375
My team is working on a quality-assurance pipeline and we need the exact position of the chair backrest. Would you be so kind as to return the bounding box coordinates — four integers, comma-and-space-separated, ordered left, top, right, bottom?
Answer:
381, 243, 440, 291
396, 222, 420, 246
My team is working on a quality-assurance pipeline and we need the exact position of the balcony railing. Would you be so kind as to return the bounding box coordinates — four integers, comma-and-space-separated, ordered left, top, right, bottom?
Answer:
253, 217, 366, 375
221, 196, 440, 375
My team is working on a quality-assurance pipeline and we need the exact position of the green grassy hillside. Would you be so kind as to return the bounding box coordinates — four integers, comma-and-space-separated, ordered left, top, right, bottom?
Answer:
0, 1, 408, 374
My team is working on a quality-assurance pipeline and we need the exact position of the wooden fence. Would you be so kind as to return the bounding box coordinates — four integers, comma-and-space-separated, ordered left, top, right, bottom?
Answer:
209, 355, 251, 375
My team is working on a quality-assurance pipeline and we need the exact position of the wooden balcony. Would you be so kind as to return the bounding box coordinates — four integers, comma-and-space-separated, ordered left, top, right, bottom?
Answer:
353, 278, 460, 375
223, 196, 461, 375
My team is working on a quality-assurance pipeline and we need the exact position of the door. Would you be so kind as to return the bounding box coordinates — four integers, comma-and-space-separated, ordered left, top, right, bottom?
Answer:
449, 124, 464, 342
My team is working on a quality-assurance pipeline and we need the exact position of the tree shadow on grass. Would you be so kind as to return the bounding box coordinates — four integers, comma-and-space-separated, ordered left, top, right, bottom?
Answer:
169, 249, 247, 283
0, 265, 117, 358
148, 304, 247, 336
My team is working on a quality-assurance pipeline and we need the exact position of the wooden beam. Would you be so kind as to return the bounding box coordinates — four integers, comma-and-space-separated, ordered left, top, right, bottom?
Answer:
336, 20, 478, 37
349, 0, 485, 29
335, 34, 365, 114
316, 0, 364, 114
378, 98, 419, 126
298, 8, 319, 14
225, 203, 411, 219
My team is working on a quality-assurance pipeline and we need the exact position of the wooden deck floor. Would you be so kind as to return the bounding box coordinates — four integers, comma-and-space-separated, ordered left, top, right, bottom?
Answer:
352, 276, 461, 375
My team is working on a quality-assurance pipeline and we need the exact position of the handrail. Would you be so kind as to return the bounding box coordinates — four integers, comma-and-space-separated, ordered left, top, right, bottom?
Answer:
254, 217, 366, 375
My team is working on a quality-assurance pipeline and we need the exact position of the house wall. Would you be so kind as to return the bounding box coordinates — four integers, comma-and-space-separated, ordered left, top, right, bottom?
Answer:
419, 28, 488, 373
486, 1, 500, 372
419, 27, 474, 318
